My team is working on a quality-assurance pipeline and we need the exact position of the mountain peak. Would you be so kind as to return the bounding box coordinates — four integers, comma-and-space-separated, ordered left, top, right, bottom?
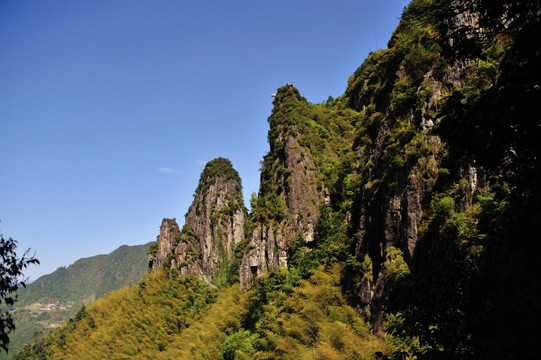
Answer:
151, 158, 245, 284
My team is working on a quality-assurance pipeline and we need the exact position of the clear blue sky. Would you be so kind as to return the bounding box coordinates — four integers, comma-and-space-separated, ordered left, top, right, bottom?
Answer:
0, 0, 410, 281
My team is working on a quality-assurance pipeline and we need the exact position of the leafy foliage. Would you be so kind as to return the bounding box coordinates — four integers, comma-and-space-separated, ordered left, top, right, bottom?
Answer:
0, 235, 38, 353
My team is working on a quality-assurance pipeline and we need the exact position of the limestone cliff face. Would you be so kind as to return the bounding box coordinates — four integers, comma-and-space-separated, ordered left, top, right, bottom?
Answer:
152, 158, 245, 282
239, 85, 325, 284
179, 160, 245, 279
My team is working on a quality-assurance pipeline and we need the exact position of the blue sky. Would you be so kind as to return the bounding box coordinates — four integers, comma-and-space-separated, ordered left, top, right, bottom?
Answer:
0, 0, 410, 281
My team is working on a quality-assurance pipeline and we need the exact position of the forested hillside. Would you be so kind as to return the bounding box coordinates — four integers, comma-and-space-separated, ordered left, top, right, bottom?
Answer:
13, 0, 541, 359
2, 243, 151, 358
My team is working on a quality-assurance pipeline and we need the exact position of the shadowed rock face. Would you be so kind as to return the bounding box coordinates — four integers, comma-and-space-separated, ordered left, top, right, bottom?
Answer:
153, 158, 245, 281
344, 0, 487, 330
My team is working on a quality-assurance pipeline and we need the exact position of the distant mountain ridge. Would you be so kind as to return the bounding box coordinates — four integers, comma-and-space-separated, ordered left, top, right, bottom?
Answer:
1, 243, 152, 358
17, 243, 152, 306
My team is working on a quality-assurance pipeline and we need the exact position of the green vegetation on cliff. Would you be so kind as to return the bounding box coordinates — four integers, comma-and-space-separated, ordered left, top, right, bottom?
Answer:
196, 157, 243, 197
252, 83, 359, 225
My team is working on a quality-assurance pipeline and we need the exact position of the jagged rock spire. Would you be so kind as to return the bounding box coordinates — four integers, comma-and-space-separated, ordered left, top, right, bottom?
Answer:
150, 218, 180, 271
239, 85, 325, 285
151, 158, 245, 282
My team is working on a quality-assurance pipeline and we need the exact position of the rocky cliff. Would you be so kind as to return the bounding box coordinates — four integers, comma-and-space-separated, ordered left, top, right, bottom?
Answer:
239, 85, 326, 284
150, 218, 180, 271
151, 158, 245, 282
341, 0, 486, 327
149, 0, 508, 310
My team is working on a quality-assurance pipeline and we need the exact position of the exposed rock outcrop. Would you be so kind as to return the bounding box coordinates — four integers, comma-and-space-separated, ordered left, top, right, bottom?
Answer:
239, 85, 325, 284
151, 218, 180, 271
152, 158, 245, 282
180, 158, 245, 279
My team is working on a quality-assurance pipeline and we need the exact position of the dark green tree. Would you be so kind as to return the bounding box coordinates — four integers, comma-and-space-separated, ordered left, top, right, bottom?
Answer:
0, 234, 39, 353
